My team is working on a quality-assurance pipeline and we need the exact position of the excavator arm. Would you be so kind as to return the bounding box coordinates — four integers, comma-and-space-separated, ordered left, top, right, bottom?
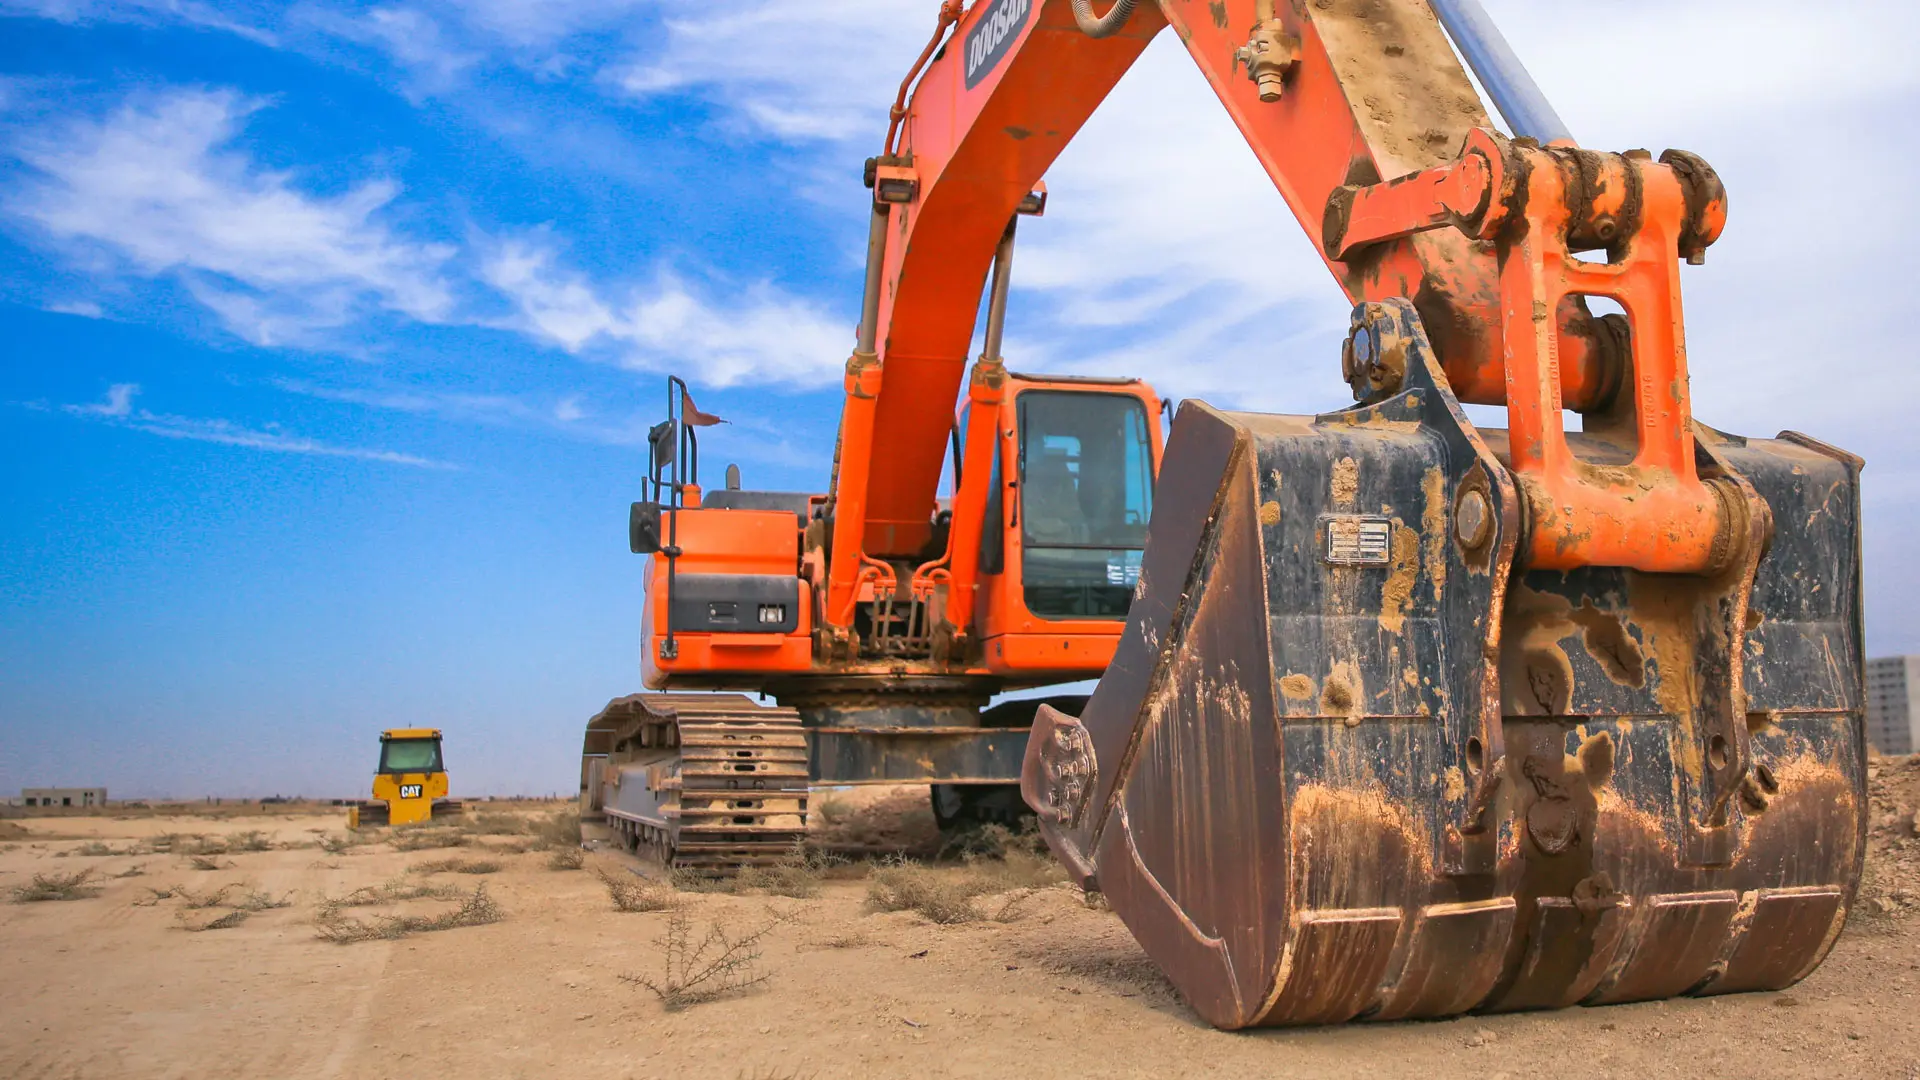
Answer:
827, 0, 1623, 642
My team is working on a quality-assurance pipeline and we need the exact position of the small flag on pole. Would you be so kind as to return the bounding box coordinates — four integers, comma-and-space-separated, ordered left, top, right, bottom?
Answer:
681, 388, 727, 427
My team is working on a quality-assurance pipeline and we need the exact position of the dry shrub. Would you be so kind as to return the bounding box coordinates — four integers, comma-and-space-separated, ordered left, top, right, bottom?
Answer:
113, 863, 147, 878
134, 886, 178, 907
176, 884, 238, 909
668, 866, 737, 895
865, 861, 992, 925
865, 856, 1055, 925
734, 846, 841, 899
319, 833, 371, 855
322, 878, 462, 909
410, 857, 502, 875
390, 828, 469, 852
462, 812, 526, 837
619, 908, 793, 1010
147, 833, 199, 854
73, 841, 121, 857
800, 930, 871, 951
599, 869, 677, 913
10, 869, 100, 903
530, 809, 581, 851
178, 909, 249, 932
232, 888, 294, 911
546, 847, 585, 871
314, 884, 502, 944
186, 855, 230, 871
229, 830, 273, 852
812, 793, 852, 826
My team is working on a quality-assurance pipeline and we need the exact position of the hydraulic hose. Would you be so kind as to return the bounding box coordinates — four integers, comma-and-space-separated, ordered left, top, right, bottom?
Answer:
1071, 0, 1139, 38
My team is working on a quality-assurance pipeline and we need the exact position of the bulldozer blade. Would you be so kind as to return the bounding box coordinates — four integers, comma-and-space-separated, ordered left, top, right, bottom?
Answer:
1022, 299, 1866, 1029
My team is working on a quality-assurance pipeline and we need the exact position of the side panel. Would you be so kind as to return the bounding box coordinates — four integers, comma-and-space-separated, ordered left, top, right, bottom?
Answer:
643, 508, 813, 687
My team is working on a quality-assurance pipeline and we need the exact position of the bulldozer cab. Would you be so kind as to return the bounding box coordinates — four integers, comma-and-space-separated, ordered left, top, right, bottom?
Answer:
349, 728, 454, 829
377, 729, 444, 775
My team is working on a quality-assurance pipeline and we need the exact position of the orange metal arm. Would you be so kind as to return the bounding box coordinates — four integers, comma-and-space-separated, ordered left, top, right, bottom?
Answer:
825, 0, 1164, 631
825, 0, 1632, 634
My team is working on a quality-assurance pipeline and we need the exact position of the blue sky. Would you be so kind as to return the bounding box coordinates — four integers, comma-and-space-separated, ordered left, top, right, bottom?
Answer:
2, 0, 1916, 798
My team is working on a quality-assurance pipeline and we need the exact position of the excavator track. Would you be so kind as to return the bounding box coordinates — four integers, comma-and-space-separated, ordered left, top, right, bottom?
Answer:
585, 694, 810, 873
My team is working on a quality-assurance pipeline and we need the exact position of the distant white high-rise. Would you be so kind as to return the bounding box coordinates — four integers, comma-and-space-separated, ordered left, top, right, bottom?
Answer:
1866, 656, 1920, 756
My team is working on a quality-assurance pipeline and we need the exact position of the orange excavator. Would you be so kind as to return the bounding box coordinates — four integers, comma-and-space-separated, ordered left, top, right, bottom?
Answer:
582, 0, 1867, 1029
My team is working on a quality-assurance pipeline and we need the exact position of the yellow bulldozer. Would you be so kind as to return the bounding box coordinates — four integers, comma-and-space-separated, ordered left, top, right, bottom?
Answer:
347, 728, 462, 829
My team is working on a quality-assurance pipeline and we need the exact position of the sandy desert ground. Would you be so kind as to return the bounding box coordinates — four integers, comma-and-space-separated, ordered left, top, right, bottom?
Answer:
3, 766, 1919, 1080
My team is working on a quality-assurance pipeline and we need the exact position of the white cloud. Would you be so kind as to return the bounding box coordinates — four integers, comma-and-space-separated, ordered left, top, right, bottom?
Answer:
7, 87, 456, 345
46, 299, 105, 319
1, 0, 280, 44
67, 382, 138, 417
607, 0, 927, 141
60, 383, 452, 467
481, 234, 854, 388
290, 5, 481, 95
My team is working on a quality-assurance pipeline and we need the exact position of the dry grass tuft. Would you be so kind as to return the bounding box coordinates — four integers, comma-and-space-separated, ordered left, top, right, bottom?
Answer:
530, 809, 581, 851
733, 845, 842, 899
319, 833, 372, 855
864, 847, 1059, 926
462, 812, 527, 837
229, 830, 274, 852
178, 909, 250, 932
73, 841, 123, 857
546, 847, 585, 871
800, 930, 872, 951
410, 857, 503, 875
390, 828, 469, 852
619, 908, 793, 1010
599, 868, 678, 912
232, 888, 295, 912
10, 869, 101, 903
812, 793, 852, 825
176, 884, 238, 909
320, 878, 463, 910
865, 861, 990, 924
186, 855, 231, 871
113, 863, 147, 878
314, 884, 502, 944
668, 866, 737, 894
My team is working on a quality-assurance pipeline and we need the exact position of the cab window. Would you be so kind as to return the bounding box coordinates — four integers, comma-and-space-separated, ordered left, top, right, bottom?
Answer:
1016, 391, 1153, 619
380, 738, 443, 774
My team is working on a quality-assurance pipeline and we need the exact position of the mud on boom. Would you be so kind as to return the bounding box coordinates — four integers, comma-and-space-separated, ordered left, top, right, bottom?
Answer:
583, 0, 1867, 1029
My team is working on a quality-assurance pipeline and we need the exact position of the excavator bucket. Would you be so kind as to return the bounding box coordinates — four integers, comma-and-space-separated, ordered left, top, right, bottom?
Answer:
1022, 301, 1866, 1029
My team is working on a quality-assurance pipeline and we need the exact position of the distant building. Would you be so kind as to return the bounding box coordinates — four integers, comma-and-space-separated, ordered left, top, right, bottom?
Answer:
1867, 656, 1920, 756
20, 787, 107, 809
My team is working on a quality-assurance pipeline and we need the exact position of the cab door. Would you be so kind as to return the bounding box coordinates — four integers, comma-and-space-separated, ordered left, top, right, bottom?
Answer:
976, 384, 1160, 678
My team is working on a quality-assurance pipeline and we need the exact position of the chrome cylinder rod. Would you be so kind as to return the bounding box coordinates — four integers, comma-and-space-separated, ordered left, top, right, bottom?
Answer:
1429, 0, 1573, 145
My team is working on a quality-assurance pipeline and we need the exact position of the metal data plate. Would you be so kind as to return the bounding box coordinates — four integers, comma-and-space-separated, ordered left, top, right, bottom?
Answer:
1322, 515, 1392, 566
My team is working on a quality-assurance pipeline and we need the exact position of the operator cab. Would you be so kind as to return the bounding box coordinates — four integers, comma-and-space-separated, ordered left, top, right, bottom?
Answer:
970, 371, 1163, 679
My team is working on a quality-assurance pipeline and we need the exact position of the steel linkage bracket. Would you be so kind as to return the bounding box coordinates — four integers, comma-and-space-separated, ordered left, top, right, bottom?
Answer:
1339, 297, 1518, 875
1329, 127, 1768, 865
